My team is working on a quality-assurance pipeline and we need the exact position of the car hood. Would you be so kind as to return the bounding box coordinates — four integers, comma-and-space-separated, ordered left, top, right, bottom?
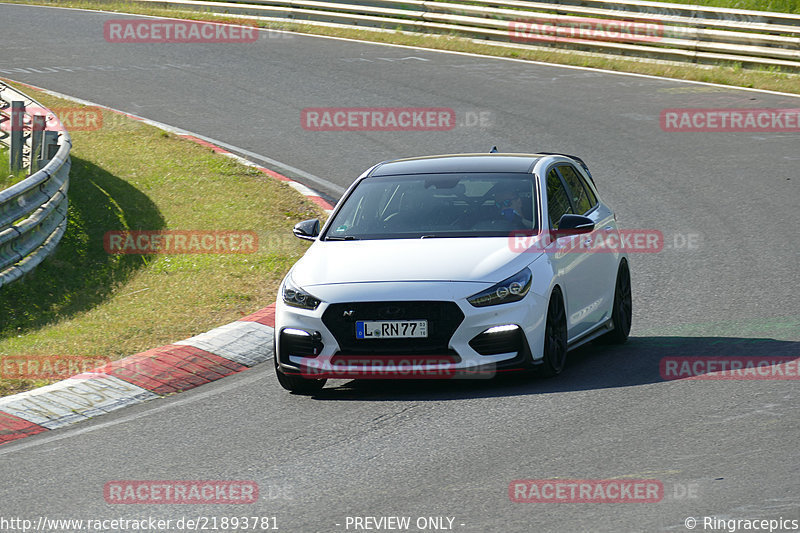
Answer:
291, 237, 540, 287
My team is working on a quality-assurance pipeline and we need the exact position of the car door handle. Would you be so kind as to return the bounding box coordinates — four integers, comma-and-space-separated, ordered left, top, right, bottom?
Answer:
604, 226, 613, 231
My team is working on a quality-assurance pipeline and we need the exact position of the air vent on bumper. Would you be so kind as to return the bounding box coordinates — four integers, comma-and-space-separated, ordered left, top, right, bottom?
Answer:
469, 325, 523, 356
279, 328, 323, 358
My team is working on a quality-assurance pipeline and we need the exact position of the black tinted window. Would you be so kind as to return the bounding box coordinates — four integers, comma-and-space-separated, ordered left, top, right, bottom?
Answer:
546, 169, 572, 229
325, 173, 537, 240
558, 165, 596, 214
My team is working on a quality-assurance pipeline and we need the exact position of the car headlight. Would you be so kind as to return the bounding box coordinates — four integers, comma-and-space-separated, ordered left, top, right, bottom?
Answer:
282, 276, 322, 310
468, 268, 532, 307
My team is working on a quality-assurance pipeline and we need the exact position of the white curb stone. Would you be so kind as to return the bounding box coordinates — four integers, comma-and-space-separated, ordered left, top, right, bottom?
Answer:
175, 321, 275, 367
0, 375, 158, 430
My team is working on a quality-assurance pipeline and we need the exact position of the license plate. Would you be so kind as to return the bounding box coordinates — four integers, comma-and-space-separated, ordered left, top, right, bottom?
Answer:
356, 320, 428, 339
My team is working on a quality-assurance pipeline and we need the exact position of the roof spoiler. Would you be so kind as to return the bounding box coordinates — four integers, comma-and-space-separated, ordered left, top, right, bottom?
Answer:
537, 152, 595, 185
488, 148, 595, 185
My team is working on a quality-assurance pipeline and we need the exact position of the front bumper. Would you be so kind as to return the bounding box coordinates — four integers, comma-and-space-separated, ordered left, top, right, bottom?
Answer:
274, 281, 548, 379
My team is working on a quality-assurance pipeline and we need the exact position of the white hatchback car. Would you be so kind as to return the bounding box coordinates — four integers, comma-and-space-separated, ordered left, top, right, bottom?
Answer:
274, 153, 631, 393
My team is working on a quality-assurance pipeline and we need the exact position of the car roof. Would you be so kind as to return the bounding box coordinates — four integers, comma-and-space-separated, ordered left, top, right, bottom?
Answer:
369, 153, 548, 176
368, 152, 594, 185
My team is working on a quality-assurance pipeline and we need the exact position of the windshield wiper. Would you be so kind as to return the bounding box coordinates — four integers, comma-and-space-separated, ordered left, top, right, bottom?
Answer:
325, 235, 360, 241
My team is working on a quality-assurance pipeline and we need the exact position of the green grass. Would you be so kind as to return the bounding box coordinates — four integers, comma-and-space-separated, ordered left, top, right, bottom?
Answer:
0, 145, 28, 190
2, 0, 799, 95
0, 82, 326, 397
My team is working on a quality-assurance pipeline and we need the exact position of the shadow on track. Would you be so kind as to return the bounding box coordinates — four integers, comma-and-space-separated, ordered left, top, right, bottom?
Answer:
305, 336, 800, 401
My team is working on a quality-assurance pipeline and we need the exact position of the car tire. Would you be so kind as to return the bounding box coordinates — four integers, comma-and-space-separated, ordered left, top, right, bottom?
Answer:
599, 260, 632, 345
537, 288, 568, 378
273, 343, 327, 394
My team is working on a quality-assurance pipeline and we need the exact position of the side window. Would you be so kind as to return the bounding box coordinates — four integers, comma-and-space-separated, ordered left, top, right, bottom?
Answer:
546, 169, 572, 229
558, 165, 596, 214
581, 175, 597, 207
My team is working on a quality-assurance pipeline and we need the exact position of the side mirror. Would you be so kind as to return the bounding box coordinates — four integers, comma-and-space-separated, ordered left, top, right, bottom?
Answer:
293, 218, 320, 241
555, 214, 594, 238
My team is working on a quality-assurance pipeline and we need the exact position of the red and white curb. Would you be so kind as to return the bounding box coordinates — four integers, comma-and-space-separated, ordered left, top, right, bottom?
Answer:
0, 305, 277, 442
0, 79, 335, 446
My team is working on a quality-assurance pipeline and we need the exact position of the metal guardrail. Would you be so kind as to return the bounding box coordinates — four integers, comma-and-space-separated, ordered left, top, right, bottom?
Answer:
130, 0, 800, 69
0, 83, 71, 287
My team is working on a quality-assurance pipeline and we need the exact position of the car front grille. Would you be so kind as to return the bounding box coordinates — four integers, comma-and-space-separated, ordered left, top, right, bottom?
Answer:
322, 301, 465, 357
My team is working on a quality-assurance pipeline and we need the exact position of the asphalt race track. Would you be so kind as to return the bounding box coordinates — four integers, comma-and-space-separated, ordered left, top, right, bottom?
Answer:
0, 4, 798, 532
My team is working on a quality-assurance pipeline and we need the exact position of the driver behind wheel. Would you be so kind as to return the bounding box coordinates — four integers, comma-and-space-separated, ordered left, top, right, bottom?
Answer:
494, 186, 533, 228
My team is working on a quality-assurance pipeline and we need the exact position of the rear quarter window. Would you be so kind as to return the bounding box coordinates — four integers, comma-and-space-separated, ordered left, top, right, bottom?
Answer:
546, 169, 573, 228
558, 165, 596, 214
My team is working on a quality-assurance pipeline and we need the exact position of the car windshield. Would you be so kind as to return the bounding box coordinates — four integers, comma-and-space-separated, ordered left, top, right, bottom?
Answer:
324, 173, 538, 240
